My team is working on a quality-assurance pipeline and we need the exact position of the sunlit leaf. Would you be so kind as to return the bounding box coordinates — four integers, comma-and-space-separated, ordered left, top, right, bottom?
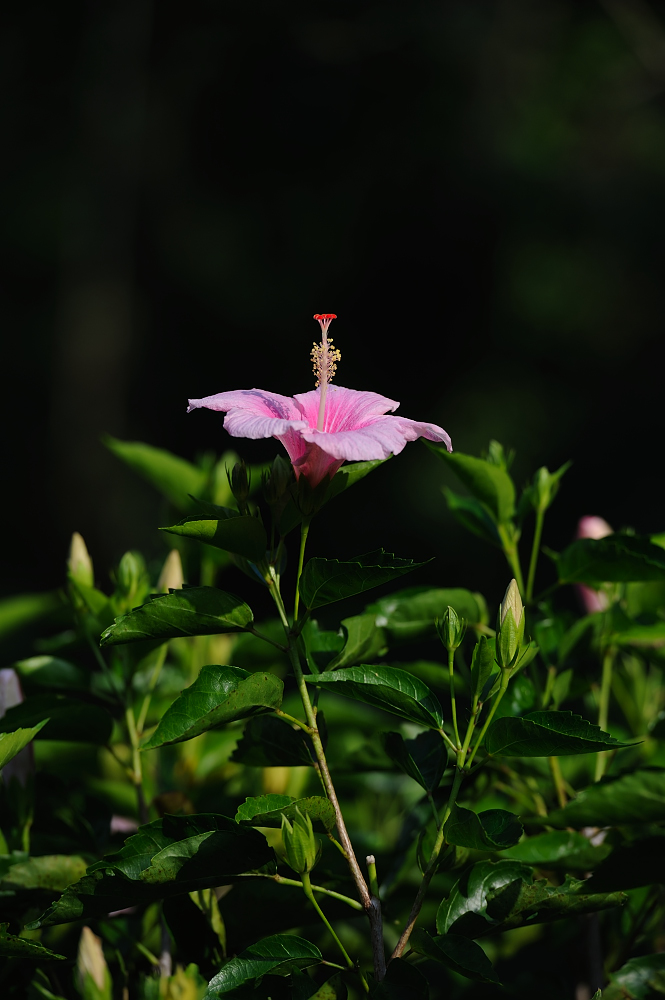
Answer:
235, 794, 336, 831
310, 665, 444, 729
300, 551, 430, 610
485, 711, 631, 757
100, 587, 253, 646
205, 934, 321, 997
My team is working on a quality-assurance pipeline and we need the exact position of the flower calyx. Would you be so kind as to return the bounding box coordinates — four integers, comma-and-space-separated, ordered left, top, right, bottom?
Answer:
436, 605, 467, 653
496, 579, 525, 671
281, 808, 321, 875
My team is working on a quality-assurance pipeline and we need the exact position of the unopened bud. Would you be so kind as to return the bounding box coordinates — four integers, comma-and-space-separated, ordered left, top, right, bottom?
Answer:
262, 455, 293, 505
281, 808, 321, 874
227, 460, 250, 510
436, 606, 467, 652
76, 926, 112, 1000
157, 549, 184, 593
116, 551, 148, 604
497, 579, 525, 670
68, 532, 94, 588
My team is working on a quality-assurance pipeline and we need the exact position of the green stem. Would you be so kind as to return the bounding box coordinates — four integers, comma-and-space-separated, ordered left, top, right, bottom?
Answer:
439, 727, 458, 754
267, 874, 363, 911
448, 649, 461, 748
549, 756, 567, 810
301, 872, 361, 979
136, 645, 168, 735
293, 518, 311, 621
274, 708, 312, 733
466, 673, 510, 771
125, 706, 148, 824
526, 506, 545, 604
498, 525, 525, 596
594, 647, 615, 782
366, 856, 380, 899
246, 626, 288, 654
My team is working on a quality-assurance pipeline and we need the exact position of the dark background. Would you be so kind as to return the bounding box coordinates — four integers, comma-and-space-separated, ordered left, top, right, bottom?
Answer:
3, 0, 665, 606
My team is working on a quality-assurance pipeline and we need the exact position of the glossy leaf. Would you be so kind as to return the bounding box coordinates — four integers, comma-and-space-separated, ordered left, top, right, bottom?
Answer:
411, 929, 500, 985
231, 716, 313, 767
545, 768, 665, 827
299, 550, 430, 611
142, 666, 283, 749
0, 925, 65, 960
160, 515, 267, 562
327, 614, 387, 670
100, 587, 253, 646
205, 934, 322, 997
444, 804, 523, 851
443, 489, 502, 547
470, 637, 495, 699
105, 436, 207, 508
501, 830, 610, 871
366, 587, 487, 642
586, 835, 665, 891
428, 446, 516, 523
13, 656, 89, 693
0, 697, 112, 744
0, 719, 48, 770
310, 665, 444, 729
301, 620, 344, 674
604, 954, 665, 1000
30, 814, 274, 928
556, 535, 665, 585
235, 794, 336, 831
485, 711, 630, 757
381, 730, 446, 792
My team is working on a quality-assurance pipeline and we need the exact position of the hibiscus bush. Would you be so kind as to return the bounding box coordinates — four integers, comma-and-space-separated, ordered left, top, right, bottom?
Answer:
1, 316, 665, 1000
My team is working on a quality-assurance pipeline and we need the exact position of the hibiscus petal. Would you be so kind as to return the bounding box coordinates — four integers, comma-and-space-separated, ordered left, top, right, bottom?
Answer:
293, 386, 400, 433
187, 388, 303, 421
301, 414, 452, 462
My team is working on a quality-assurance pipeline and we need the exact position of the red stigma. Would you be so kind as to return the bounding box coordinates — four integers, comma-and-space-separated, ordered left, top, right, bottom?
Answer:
313, 314, 337, 321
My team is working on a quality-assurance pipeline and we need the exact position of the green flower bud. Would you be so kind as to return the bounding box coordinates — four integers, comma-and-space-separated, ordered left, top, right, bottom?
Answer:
262, 455, 293, 505
227, 460, 250, 510
116, 551, 148, 604
497, 579, 525, 670
156, 549, 184, 593
281, 808, 321, 874
436, 605, 467, 652
68, 532, 94, 589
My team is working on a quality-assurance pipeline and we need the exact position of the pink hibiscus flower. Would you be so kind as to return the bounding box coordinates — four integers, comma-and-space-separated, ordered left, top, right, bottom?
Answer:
188, 315, 452, 487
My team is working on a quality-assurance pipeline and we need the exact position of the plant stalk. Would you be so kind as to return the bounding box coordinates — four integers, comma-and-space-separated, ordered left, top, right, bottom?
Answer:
595, 647, 615, 782
526, 506, 545, 604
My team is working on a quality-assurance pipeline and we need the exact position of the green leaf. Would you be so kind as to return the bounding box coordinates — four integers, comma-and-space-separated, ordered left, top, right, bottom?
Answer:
0, 591, 63, 641
443, 489, 502, 547
470, 637, 495, 699
501, 830, 610, 871
142, 666, 283, 749
13, 656, 89, 693
160, 516, 267, 562
324, 458, 389, 502
235, 795, 336, 832
428, 446, 516, 523
205, 934, 322, 997
231, 716, 313, 767
411, 929, 500, 985
0, 698, 112, 744
366, 587, 487, 643
611, 621, 665, 648
307, 973, 347, 1000
327, 614, 387, 669
586, 835, 665, 891
556, 535, 665, 585
484, 711, 631, 757
105, 436, 208, 508
0, 924, 65, 960
381, 730, 446, 792
299, 551, 430, 611
437, 861, 625, 938
310, 665, 444, 729
0, 854, 88, 891
0, 720, 48, 770
544, 768, 665, 827
369, 956, 430, 998
301, 620, 344, 674
100, 587, 253, 646
444, 805, 523, 851
29, 814, 274, 928
604, 954, 665, 1000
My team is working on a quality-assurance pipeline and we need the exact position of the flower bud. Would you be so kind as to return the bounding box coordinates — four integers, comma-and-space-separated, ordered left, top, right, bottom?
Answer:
68, 532, 94, 589
227, 460, 250, 510
262, 455, 293, 505
157, 549, 184, 593
116, 551, 148, 604
76, 926, 112, 1000
281, 808, 321, 874
436, 606, 467, 652
497, 579, 525, 670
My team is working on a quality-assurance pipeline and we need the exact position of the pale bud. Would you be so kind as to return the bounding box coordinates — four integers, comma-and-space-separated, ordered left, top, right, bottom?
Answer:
76, 926, 112, 1000
497, 579, 525, 670
68, 532, 94, 588
157, 549, 184, 593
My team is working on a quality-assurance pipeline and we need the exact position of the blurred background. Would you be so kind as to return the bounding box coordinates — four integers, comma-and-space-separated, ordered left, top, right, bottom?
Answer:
3, 0, 665, 607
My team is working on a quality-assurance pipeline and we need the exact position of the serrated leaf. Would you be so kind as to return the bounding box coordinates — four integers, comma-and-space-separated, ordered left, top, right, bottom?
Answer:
205, 934, 322, 997
310, 665, 444, 729
0, 719, 48, 770
0, 925, 65, 960
29, 814, 274, 928
231, 716, 313, 767
105, 436, 207, 508
501, 830, 610, 871
437, 859, 538, 935
428, 446, 516, 523
161, 516, 267, 562
301, 620, 344, 674
327, 614, 387, 670
544, 768, 665, 827
300, 550, 430, 611
235, 795, 336, 832
443, 489, 502, 547
485, 711, 631, 757
366, 587, 487, 643
142, 666, 283, 749
0, 698, 112, 744
411, 929, 500, 985
604, 954, 665, 999
444, 805, 523, 851
100, 587, 253, 646
556, 535, 665, 584
381, 730, 446, 792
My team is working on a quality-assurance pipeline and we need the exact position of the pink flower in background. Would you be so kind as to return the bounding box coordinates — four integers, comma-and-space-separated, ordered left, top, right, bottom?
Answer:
576, 515, 613, 613
188, 315, 452, 487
